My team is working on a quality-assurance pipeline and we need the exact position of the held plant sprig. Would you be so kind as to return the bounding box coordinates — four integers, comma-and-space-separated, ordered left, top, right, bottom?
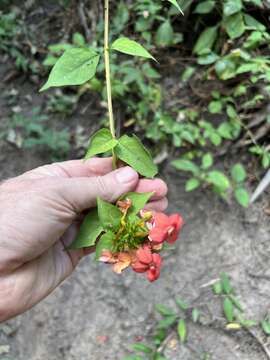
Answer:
40, 0, 184, 282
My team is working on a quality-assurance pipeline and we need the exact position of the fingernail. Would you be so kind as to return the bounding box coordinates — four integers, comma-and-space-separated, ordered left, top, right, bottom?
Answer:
116, 167, 138, 184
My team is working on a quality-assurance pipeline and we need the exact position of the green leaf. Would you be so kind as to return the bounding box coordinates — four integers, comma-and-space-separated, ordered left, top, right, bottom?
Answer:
40, 47, 100, 91
215, 58, 237, 80
238, 316, 257, 328
69, 209, 103, 249
194, 1, 215, 14
223, 298, 234, 322
181, 66, 195, 81
209, 133, 222, 146
192, 308, 200, 323
244, 14, 266, 31
153, 328, 167, 345
85, 128, 118, 159
48, 43, 73, 54
72, 32, 86, 46
185, 178, 200, 192
171, 159, 200, 175
212, 281, 223, 295
231, 164, 246, 183
198, 52, 219, 65
221, 273, 233, 294
234, 188, 250, 207
207, 171, 230, 191
223, 12, 245, 39
229, 295, 244, 312
177, 319, 187, 342
193, 26, 218, 55
175, 298, 189, 311
115, 135, 158, 178
97, 198, 122, 230
261, 320, 270, 336
262, 153, 270, 169
158, 316, 177, 329
208, 100, 222, 114
111, 37, 155, 60
95, 231, 115, 260
226, 105, 238, 119
223, 0, 242, 16
167, 0, 184, 15
202, 153, 213, 169
155, 21, 174, 47
132, 343, 153, 354
120, 192, 153, 218
156, 304, 176, 317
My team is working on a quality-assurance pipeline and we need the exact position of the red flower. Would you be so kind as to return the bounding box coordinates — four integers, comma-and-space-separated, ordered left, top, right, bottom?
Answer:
131, 245, 162, 282
148, 213, 183, 244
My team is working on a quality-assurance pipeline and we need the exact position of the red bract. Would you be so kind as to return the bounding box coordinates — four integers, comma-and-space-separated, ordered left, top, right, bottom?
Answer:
149, 213, 183, 244
132, 245, 162, 282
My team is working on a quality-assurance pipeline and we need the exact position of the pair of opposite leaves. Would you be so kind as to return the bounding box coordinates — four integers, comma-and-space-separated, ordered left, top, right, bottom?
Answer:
70, 192, 153, 253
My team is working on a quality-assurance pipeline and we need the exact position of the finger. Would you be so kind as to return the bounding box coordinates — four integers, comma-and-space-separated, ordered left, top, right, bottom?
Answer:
59, 167, 139, 212
19, 158, 113, 180
144, 198, 168, 212
135, 179, 168, 201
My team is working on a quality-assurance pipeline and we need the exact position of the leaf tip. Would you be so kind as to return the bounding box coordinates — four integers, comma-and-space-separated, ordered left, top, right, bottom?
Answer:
39, 83, 49, 92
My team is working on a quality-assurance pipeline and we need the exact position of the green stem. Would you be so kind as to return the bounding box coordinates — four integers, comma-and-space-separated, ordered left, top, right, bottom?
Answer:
104, 0, 117, 168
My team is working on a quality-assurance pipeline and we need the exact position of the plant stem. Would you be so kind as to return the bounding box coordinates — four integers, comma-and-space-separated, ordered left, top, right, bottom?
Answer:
104, 0, 117, 168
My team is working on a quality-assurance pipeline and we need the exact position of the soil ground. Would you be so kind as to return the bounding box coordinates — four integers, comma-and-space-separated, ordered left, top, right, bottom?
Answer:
0, 56, 270, 360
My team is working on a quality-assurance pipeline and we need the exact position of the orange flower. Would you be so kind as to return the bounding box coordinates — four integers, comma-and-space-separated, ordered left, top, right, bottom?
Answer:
99, 250, 133, 274
112, 252, 133, 274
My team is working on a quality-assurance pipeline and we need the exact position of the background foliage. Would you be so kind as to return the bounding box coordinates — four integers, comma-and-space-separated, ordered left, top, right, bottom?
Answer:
0, 0, 269, 207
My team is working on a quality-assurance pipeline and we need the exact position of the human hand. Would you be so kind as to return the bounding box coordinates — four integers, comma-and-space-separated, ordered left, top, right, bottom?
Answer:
0, 158, 168, 322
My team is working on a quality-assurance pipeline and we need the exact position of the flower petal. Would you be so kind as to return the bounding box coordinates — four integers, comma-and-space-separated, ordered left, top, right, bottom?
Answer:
153, 213, 170, 227
152, 253, 162, 268
99, 251, 116, 263
147, 266, 160, 282
136, 246, 153, 264
112, 252, 132, 274
149, 227, 167, 244
132, 260, 149, 273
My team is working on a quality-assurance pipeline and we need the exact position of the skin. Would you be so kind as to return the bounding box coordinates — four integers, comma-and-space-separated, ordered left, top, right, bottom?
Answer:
0, 158, 168, 322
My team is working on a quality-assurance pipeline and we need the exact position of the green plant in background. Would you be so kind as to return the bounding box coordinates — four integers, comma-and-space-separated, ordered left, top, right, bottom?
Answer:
261, 315, 270, 336
249, 145, 270, 169
0, 10, 37, 72
46, 91, 78, 116
230, 164, 249, 207
123, 273, 259, 359
1, 0, 269, 208
6, 108, 70, 160
43, 32, 87, 67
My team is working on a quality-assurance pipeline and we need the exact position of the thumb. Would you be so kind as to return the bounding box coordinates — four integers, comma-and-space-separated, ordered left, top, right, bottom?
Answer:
58, 166, 139, 212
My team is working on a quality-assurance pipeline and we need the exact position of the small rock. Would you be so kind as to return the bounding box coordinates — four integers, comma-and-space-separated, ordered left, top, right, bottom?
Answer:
0, 345, 10, 355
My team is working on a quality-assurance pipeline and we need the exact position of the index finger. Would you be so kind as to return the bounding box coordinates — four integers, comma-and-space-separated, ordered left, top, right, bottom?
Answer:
19, 158, 113, 180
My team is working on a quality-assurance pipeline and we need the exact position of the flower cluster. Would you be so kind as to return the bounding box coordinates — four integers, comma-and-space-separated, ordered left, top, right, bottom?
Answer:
99, 203, 183, 282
